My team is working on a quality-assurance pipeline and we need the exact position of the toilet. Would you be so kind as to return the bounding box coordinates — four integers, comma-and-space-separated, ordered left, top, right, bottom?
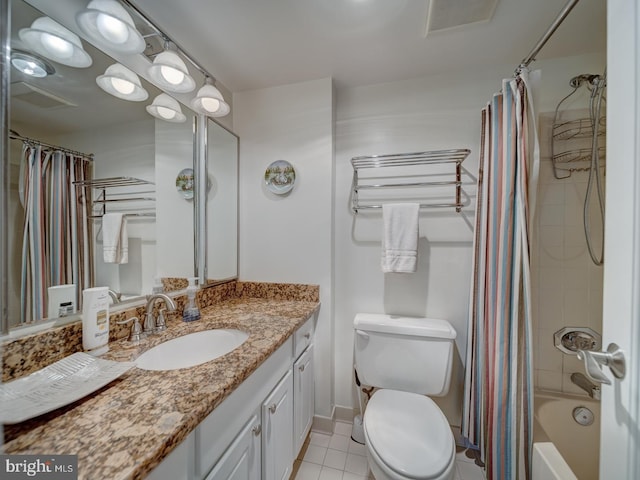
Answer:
353, 313, 457, 480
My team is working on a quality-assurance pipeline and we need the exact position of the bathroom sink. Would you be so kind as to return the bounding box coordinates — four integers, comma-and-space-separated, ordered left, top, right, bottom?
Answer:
136, 329, 249, 371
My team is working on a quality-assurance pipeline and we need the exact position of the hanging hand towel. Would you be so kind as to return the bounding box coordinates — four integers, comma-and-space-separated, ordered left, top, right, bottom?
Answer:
102, 213, 128, 264
381, 203, 419, 273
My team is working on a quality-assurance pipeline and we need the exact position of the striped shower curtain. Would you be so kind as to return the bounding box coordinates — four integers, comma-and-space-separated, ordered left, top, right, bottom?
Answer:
20, 144, 94, 323
462, 72, 539, 480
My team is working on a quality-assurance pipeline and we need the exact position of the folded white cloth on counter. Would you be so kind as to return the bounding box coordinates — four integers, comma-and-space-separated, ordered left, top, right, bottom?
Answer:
381, 203, 419, 273
102, 213, 128, 264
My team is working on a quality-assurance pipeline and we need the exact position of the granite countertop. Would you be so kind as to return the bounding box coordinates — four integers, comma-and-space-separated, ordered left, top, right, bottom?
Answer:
2, 297, 320, 480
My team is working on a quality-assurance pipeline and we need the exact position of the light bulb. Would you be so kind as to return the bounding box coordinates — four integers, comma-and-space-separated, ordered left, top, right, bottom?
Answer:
110, 77, 135, 95
160, 65, 185, 85
156, 106, 177, 120
41, 33, 73, 59
96, 13, 128, 44
200, 98, 221, 112
12, 58, 46, 77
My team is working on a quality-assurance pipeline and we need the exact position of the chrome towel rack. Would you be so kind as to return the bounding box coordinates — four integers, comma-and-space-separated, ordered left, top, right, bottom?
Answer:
74, 176, 156, 219
350, 149, 471, 214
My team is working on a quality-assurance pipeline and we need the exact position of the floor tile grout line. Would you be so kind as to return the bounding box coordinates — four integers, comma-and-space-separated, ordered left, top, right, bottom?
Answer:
294, 423, 486, 480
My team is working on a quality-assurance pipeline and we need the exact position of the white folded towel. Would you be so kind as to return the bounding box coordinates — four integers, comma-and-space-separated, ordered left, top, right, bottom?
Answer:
381, 203, 419, 273
102, 213, 128, 264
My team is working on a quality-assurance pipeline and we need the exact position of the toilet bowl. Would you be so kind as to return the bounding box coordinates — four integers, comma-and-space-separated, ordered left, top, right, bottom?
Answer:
363, 389, 456, 480
352, 313, 458, 480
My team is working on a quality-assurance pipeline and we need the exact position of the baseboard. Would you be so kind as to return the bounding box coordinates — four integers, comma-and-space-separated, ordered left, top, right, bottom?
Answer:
312, 412, 335, 435
334, 405, 357, 422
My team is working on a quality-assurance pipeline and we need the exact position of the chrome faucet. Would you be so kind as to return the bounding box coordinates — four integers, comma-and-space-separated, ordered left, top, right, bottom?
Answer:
108, 289, 122, 304
144, 293, 177, 334
571, 372, 601, 400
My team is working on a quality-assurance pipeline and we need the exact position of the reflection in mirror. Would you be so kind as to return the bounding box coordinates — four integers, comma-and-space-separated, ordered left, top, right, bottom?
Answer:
206, 119, 238, 284
7, 0, 195, 329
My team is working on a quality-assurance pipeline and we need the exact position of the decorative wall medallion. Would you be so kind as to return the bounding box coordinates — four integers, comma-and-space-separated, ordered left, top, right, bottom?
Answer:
176, 168, 194, 200
265, 160, 296, 195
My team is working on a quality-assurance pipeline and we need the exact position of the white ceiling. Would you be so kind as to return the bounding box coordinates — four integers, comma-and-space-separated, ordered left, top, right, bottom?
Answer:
130, 0, 606, 92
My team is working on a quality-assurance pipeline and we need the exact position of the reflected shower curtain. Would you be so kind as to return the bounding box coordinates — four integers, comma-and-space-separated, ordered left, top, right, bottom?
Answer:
462, 72, 539, 480
20, 145, 93, 323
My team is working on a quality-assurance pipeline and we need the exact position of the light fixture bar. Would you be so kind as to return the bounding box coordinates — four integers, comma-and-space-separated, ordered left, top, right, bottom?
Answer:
119, 0, 216, 83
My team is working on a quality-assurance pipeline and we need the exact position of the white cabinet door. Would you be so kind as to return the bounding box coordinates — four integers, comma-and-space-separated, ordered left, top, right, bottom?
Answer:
147, 432, 195, 480
293, 344, 314, 456
262, 369, 293, 480
204, 415, 261, 480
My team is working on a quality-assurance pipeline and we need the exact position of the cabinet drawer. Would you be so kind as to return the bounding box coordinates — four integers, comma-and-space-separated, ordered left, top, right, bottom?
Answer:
293, 315, 315, 359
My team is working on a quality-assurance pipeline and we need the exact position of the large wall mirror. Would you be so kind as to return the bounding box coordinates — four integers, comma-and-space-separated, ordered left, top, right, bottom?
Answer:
205, 118, 238, 285
2, 0, 238, 336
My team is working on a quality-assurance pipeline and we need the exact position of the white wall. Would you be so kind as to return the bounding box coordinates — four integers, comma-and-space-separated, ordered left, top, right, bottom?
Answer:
335, 74, 480, 425
232, 53, 605, 429
334, 53, 606, 426
233, 78, 335, 421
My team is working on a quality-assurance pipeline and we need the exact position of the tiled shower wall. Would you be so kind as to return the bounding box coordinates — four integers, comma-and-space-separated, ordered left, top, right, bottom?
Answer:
532, 111, 605, 396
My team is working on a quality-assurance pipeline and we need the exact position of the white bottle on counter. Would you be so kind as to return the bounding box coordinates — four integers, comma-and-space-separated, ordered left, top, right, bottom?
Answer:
82, 286, 110, 356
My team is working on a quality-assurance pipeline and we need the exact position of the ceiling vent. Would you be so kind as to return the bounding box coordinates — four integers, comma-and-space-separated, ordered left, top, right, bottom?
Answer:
425, 0, 498, 36
10, 82, 76, 109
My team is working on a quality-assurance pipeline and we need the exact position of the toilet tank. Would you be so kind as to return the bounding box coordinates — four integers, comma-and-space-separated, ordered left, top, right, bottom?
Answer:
353, 313, 457, 396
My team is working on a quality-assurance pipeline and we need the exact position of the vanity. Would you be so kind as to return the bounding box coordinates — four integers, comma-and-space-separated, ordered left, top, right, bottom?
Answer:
2, 283, 320, 480
0, 1, 318, 476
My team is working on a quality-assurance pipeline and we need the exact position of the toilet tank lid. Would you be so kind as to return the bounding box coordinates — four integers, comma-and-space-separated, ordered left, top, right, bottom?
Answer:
354, 313, 456, 339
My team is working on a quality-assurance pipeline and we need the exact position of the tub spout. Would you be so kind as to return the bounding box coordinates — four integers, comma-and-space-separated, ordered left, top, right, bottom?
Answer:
571, 372, 601, 400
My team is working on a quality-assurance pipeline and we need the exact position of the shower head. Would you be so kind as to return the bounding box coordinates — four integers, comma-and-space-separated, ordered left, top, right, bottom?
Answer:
569, 74, 601, 89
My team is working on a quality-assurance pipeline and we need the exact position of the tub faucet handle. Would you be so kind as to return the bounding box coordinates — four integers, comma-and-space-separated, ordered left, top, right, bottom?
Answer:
577, 343, 626, 385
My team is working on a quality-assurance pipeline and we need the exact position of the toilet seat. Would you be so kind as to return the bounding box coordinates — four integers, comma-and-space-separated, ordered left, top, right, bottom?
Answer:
363, 389, 455, 480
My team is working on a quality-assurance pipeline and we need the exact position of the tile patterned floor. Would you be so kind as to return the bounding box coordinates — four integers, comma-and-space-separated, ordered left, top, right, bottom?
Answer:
292, 421, 486, 480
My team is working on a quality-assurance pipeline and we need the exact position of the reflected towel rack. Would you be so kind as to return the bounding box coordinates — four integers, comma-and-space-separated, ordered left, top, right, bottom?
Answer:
74, 176, 155, 218
350, 149, 471, 214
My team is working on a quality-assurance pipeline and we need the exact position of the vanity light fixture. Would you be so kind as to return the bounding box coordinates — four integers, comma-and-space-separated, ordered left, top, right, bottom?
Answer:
19, 16, 92, 68
190, 77, 230, 117
148, 44, 196, 93
146, 93, 186, 123
96, 63, 148, 101
10, 50, 56, 78
76, 0, 145, 54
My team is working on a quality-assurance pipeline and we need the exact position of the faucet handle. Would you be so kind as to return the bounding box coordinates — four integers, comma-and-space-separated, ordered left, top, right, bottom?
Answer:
116, 317, 144, 343
577, 343, 626, 385
155, 308, 168, 333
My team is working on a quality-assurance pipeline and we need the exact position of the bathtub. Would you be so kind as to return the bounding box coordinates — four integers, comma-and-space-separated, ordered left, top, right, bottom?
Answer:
532, 391, 600, 480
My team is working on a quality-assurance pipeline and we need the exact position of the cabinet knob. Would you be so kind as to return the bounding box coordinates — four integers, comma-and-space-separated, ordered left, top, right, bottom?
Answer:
252, 424, 262, 436
303, 333, 311, 339
299, 364, 305, 372
269, 403, 277, 414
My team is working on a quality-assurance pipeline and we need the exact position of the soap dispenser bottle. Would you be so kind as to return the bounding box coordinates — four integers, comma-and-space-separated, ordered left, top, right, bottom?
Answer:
182, 277, 201, 322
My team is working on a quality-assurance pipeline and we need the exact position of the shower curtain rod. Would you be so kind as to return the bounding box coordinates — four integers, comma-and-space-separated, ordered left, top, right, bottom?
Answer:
516, 0, 581, 74
9, 130, 94, 160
